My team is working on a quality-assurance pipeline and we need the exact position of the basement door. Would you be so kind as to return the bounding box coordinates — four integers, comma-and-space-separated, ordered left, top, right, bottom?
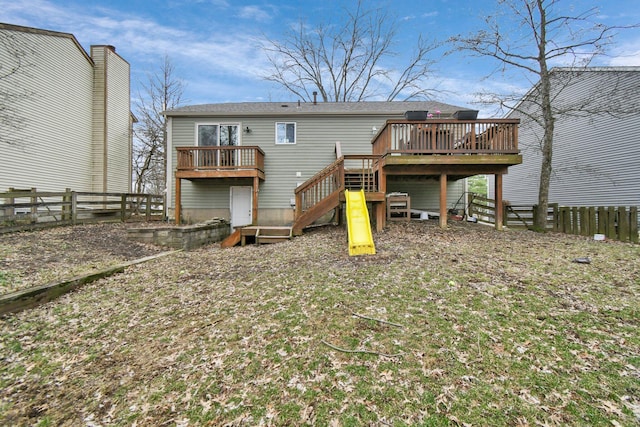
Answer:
230, 186, 252, 228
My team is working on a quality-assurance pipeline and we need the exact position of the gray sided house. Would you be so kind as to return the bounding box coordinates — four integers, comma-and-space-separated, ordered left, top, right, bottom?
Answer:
489, 67, 640, 215
165, 101, 522, 232
0, 23, 132, 193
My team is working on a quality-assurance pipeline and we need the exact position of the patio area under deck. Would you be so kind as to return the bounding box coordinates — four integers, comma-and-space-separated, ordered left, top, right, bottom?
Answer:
174, 146, 265, 224
378, 154, 521, 229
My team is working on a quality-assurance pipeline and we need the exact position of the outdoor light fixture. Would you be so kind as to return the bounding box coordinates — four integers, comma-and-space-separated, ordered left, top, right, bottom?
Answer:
244, 126, 252, 134
372, 126, 377, 135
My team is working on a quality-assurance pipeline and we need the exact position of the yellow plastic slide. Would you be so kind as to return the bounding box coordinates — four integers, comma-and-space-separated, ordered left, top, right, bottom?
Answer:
345, 189, 376, 256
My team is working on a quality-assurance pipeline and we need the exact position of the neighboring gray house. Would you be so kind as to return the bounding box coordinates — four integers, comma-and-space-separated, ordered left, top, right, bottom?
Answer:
489, 67, 640, 213
0, 23, 133, 193
165, 101, 522, 231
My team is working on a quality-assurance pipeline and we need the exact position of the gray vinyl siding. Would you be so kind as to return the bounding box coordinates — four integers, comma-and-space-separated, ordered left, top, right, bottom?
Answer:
167, 107, 473, 224
0, 27, 131, 195
387, 178, 465, 211
168, 114, 394, 210
0, 29, 94, 192
490, 68, 640, 211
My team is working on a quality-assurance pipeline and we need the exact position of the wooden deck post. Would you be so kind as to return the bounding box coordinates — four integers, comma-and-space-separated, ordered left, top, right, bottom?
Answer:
374, 202, 384, 232
175, 175, 181, 225
252, 176, 259, 224
439, 173, 447, 228
494, 173, 503, 231
378, 167, 387, 230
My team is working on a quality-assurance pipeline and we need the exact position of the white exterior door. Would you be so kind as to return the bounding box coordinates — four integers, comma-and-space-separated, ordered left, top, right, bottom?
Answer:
230, 186, 252, 228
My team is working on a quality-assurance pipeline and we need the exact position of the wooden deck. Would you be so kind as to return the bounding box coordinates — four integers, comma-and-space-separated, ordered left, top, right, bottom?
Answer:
175, 146, 265, 180
292, 119, 521, 233
372, 119, 520, 156
174, 118, 522, 232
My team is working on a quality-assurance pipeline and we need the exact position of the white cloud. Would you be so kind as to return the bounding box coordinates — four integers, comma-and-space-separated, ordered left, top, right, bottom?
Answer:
0, 0, 275, 102
607, 36, 640, 66
238, 6, 273, 23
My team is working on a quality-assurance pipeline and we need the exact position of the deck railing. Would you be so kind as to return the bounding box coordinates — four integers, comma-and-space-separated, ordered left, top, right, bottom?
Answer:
294, 158, 344, 218
176, 146, 265, 172
372, 119, 520, 155
343, 155, 380, 192
294, 155, 381, 219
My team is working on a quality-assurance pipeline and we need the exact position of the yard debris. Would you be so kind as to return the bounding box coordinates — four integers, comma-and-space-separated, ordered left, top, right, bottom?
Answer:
320, 340, 404, 358
352, 312, 404, 328
1, 221, 638, 426
572, 257, 591, 264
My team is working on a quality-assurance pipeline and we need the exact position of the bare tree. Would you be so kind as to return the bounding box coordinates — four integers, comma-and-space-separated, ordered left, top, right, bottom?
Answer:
133, 55, 185, 195
0, 29, 36, 146
450, 0, 638, 230
262, 0, 439, 102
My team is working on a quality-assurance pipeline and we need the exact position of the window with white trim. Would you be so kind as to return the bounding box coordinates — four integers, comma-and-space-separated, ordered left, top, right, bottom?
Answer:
197, 123, 240, 147
275, 122, 296, 144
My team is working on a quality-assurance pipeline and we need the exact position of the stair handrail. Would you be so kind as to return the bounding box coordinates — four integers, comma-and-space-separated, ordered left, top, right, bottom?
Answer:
294, 157, 345, 218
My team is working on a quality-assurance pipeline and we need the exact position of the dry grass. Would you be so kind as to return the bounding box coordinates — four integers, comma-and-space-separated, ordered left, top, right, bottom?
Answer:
1, 221, 639, 426
0, 223, 168, 294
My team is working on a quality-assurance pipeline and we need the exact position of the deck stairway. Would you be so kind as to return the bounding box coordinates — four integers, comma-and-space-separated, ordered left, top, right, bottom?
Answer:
292, 155, 380, 235
255, 226, 293, 244
221, 225, 293, 247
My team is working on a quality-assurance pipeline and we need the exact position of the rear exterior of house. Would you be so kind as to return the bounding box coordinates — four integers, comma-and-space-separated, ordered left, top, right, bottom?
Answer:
166, 101, 522, 231
489, 67, 640, 214
0, 23, 132, 193
166, 102, 469, 226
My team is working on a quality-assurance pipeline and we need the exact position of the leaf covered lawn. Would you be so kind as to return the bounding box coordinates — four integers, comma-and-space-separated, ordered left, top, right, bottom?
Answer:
1, 222, 639, 426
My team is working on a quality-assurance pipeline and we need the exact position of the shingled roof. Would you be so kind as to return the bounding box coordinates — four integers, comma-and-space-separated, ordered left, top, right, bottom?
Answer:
164, 100, 468, 117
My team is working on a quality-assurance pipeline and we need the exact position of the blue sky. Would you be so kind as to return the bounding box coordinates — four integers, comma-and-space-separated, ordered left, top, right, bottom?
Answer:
1, 0, 639, 114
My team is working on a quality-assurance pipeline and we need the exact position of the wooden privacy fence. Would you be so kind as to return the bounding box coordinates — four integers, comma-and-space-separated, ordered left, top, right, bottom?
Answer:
1, 188, 165, 233
468, 194, 638, 243
553, 205, 638, 243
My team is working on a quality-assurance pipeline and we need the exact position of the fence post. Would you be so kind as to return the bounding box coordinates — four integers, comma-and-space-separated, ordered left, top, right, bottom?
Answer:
630, 206, 638, 244
558, 207, 565, 232
588, 207, 596, 236
606, 206, 616, 239
7, 187, 15, 217
597, 207, 606, 234
71, 191, 77, 225
618, 206, 629, 242
121, 194, 127, 222
571, 207, 579, 234
62, 188, 71, 222
146, 194, 151, 220
30, 188, 37, 221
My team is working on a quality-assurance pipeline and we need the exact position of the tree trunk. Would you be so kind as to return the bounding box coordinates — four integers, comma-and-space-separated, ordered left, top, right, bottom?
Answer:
533, 0, 554, 231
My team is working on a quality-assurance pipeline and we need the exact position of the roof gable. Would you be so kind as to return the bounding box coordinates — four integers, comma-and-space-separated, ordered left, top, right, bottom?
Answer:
0, 22, 93, 65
